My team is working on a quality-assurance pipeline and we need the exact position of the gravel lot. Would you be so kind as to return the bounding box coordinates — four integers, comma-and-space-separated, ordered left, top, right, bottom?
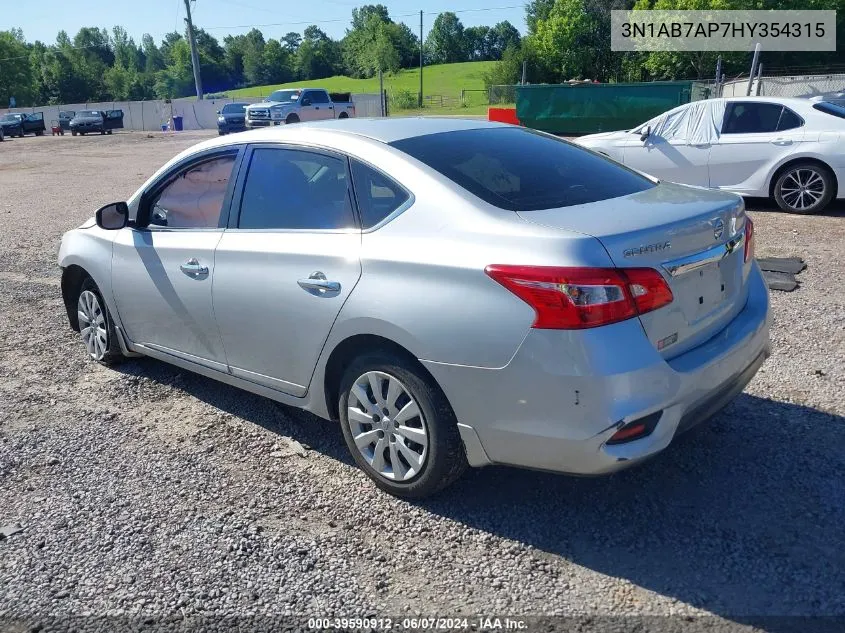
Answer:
1, 131, 843, 632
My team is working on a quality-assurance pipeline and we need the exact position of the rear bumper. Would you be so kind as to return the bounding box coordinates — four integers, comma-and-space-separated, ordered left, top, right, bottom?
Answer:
423, 263, 771, 474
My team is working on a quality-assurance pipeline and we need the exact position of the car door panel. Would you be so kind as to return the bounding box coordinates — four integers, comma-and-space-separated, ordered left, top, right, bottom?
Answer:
212, 144, 362, 395
708, 102, 805, 193
213, 232, 361, 395
111, 229, 228, 369
620, 105, 711, 187
110, 147, 244, 369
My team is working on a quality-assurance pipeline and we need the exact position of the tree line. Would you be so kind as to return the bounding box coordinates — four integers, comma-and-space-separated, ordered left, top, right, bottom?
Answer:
0, 5, 520, 107
487, 0, 845, 88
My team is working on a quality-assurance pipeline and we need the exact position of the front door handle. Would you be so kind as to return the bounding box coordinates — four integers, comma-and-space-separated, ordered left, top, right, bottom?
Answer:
297, 271, 340, 293
771, 138, 793, 145
180, 258, 208, 276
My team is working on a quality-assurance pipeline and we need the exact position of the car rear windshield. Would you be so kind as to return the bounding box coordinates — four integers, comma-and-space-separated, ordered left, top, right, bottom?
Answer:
812, 102, 845, 119
389, 127, 655, 211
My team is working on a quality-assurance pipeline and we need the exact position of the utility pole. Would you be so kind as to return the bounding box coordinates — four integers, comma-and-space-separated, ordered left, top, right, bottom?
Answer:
746, 42, 761, 97
419, 10, 423, 108
184, 0, 204, 100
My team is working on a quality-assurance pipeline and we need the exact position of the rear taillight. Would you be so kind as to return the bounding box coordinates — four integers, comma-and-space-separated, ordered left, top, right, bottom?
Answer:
484, 265, 673, 330
744, 217, 755, 263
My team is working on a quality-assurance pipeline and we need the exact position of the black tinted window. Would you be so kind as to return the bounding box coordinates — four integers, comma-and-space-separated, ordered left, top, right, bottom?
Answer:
308, 91, 329, 104
722, 103, 784, 134
777, 107, 803, 131
238, 148, 355, 230
812, 102, 845, 119
390, 128, 654, 211
351, 160, 411, 229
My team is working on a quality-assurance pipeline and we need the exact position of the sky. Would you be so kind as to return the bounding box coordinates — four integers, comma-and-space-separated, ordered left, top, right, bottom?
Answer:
12, 0, 527, 46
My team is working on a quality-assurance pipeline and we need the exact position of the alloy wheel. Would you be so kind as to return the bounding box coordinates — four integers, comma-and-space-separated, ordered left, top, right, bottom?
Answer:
77, 290, 108, 360
780, 168, 825, 211
346, 371, 429, 482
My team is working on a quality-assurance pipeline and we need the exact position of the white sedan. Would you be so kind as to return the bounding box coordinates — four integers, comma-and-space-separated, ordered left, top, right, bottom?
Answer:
576, 97, 845, 214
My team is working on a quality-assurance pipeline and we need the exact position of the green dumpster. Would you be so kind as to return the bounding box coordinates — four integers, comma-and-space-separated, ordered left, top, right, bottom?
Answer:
516, 81, 710, 135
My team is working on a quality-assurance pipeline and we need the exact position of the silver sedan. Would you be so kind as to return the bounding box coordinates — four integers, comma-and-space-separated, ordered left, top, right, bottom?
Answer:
58, 118, 771, 498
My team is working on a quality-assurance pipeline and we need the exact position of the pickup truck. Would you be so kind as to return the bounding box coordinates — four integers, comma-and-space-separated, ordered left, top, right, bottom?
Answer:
245, 88, 355, 128
0, 112, 46, 137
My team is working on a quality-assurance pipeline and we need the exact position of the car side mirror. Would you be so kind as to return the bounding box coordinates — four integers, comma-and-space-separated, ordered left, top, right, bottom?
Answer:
301, 98, 312, 106
96, 202, 129, 230
640, 125, 651, 142
216, 109, 221, 115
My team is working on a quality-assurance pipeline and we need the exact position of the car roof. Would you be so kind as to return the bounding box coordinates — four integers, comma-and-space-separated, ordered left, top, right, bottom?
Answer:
203, 116, 506, 149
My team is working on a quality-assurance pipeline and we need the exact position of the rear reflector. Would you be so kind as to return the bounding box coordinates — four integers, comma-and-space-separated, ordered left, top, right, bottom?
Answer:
606, 411, 662, 445
744, 217, 755, 263
485, 265, 673, 330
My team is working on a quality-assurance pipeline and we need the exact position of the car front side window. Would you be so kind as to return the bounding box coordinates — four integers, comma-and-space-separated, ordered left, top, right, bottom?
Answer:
148, 154, 237, 228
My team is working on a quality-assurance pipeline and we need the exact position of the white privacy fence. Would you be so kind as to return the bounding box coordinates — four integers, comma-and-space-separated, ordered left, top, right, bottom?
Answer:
721, 73, 845, 99
1, 93, 385, 131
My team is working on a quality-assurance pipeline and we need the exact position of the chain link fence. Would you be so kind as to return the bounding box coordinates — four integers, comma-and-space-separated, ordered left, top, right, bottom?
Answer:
721, 73, 845, 99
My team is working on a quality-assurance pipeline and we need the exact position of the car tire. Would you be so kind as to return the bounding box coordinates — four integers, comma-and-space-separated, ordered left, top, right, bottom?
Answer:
80, 132, 86, 136
100, 130, 106, 135
76, 278, 124, 365
71, 130, 77, 136
107, 130, 112, 135
774, 162, 835, 214
338, 112, 349, 119
286, 114, 300, 124
338, 351, 467, 498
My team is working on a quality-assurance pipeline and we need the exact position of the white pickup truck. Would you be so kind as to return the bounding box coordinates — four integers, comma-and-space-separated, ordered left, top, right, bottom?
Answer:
245, 88, 355, 128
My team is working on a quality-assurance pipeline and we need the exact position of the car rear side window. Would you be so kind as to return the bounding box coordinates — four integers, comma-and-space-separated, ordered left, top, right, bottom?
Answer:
389, 127, 654, 211
237, 148, 356, 230
351, 160, 411, 228
776, 107, 803, 131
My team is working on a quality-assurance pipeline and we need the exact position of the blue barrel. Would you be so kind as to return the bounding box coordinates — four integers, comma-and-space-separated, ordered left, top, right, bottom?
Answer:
172, 115, 183, 131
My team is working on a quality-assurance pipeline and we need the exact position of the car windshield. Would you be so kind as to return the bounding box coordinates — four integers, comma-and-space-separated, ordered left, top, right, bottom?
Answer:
812, 101, 845, 119
222, 103, 246, 113
267, 90, 300, 102
78, 111, 101, 117
1, 114, 22, 122
390, 127, 655, 211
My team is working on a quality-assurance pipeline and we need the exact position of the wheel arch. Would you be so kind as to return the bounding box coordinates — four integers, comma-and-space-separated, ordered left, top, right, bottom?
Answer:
322, 333, 449, 422
61, 264, 91, 331
768, 156, 838, 199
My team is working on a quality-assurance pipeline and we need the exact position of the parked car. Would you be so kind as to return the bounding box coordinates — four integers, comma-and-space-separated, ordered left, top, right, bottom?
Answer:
0, 112, 46, 137
245, 88, 355, 128
58, 119, 770, 498
0, 125, 4, 142
216, 102, 249, 135
576, 97, 845, 214
70, 110, 125, 136
59, 110, 76, 132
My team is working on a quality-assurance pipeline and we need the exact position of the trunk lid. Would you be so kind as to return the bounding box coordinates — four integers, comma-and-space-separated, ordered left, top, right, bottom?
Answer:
518, 182, 751, 358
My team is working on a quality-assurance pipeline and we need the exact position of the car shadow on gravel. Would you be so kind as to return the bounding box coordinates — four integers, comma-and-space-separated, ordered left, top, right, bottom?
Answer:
112, 358, 844, 625
745, 197, 845, 217
422, 394, 845, 626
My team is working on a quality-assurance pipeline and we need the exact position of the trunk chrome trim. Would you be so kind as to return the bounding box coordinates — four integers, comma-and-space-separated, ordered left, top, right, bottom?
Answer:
661, 230, 745, 278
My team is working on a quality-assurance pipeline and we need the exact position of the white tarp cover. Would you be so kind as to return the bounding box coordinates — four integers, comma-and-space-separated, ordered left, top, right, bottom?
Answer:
642, 99, 727, 145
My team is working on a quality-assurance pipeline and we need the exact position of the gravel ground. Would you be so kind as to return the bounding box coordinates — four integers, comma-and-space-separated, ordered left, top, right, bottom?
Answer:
0, 131, 843, 633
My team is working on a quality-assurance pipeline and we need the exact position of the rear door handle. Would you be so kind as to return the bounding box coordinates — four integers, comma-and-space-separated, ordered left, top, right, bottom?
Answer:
297, 271, 340, 293
180, 258, 208, 276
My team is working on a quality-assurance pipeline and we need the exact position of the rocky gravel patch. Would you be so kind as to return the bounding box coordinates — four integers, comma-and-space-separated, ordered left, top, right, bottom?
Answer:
1, 132, 843, 632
